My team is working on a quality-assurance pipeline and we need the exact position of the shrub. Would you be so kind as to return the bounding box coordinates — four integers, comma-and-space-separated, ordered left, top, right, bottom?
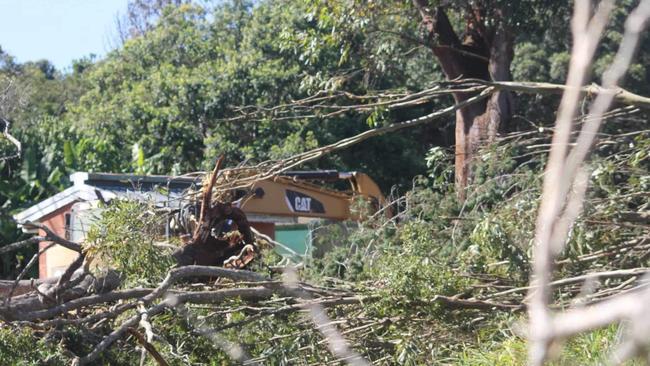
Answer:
84, 199, 176, 286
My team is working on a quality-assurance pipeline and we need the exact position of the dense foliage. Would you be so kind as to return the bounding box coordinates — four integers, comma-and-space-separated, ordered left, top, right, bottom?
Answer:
1, 0, 649, 364
84, 200, 175, 285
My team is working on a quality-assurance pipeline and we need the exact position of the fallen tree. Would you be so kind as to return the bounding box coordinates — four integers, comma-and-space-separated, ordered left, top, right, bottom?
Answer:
0, 130, 647, 363
1, 2, 649, 363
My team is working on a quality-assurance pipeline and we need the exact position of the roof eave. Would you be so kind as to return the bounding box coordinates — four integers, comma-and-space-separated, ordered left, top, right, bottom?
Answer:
12, 185, 100, 230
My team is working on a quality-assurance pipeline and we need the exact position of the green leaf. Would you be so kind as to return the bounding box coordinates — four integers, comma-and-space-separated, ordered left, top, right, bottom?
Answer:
63, 140, 75, 167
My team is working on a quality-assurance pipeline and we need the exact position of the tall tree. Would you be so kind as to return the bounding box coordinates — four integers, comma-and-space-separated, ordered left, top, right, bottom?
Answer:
114, 0, 188, 44
412, 1, 514, 196
293, 0, 580, 197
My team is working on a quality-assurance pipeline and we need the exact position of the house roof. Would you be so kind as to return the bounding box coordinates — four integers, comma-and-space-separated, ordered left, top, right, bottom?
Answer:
13, 172, 202, 232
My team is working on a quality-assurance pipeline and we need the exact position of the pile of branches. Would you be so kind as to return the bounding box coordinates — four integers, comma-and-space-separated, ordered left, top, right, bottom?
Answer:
0, 217, 372, 365
0, 129, 647, 364
445, 122, 649, 311
0, 155, 379, 365
0, 95, 648, 366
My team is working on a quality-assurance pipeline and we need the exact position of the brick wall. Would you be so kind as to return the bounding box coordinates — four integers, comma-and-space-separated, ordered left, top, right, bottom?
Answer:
38, 204, 77, 278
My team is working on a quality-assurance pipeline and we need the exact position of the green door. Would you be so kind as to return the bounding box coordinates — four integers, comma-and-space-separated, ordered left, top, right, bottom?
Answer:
275, 224, 311, 258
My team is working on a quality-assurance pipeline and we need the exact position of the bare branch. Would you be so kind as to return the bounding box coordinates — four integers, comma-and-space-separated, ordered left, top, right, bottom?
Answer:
194, 155, 224, 240
469, 80, 650, 109
15, 288, 152, 322
0, 236, 44, 255
0, 117, 21, 160
143, 265, 269, 306
3, 242, 55, 306
21, 222, 83, 253
127, 328, 170, 366
527, 0, 650, 364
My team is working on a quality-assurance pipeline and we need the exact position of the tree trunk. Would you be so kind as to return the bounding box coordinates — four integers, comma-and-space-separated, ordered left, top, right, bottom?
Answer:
413, 1, 514, 199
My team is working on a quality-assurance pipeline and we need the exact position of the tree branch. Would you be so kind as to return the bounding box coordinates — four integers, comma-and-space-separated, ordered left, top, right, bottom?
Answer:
3, 242, 55, 306
477, 80, 650, 109
21, 222, 83, 253
194, 155, 224, 240
0, 236, 44, 255
128, 328, 170, 366
142, 265, 269, 306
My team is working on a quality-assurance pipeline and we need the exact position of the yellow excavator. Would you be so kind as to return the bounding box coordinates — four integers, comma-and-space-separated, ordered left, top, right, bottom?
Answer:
172, 170, 389, 235
171, 170, 389, 267
237, 170, 388, 221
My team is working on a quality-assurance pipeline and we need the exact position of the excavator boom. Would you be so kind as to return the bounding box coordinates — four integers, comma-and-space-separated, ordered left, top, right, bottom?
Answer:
237, 171, 388, 221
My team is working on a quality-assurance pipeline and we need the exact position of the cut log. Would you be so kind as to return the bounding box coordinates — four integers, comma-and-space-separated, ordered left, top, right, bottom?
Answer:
0, 270, 121, 320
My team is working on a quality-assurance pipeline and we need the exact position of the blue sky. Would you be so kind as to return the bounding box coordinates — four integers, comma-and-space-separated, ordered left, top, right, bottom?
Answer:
0, 0, 129, 71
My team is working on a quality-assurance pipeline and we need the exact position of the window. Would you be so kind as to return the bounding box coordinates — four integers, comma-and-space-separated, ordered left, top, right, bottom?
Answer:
64, 213, 71, 240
